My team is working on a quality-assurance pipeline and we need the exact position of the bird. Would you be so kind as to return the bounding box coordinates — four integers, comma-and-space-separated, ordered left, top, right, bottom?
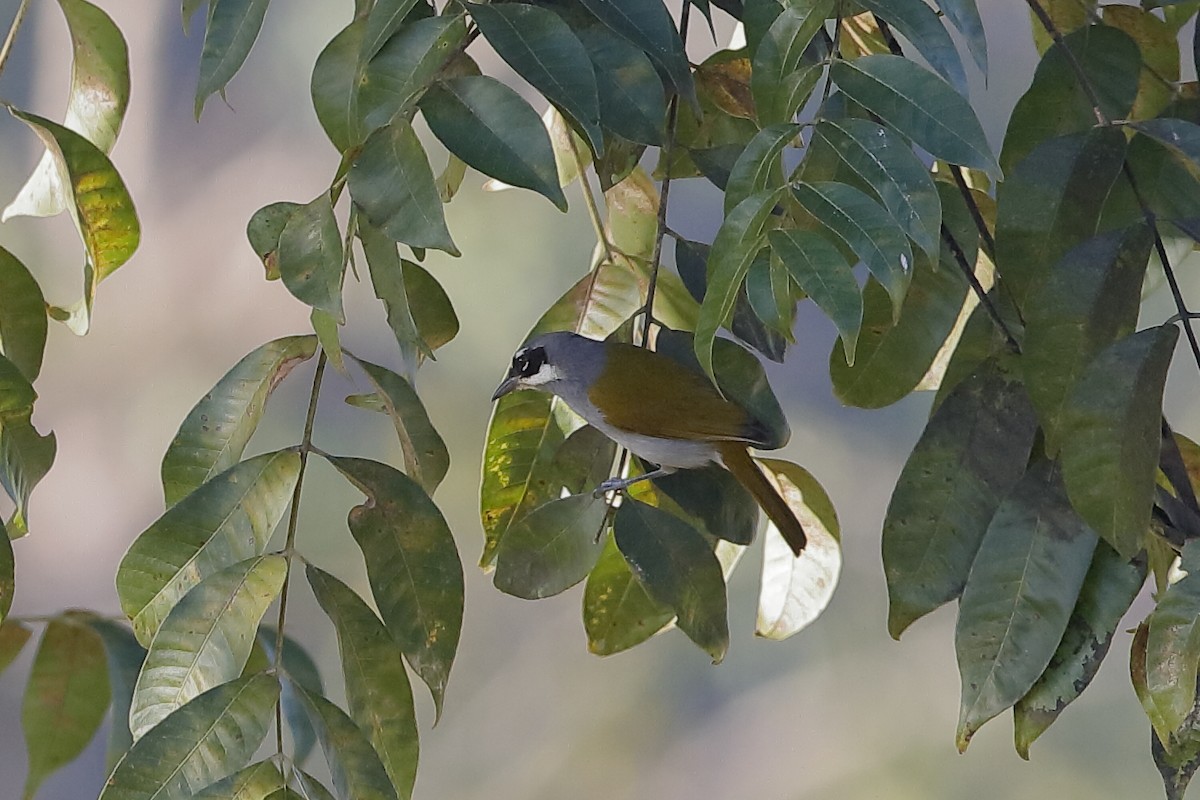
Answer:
492, 331, 807, 556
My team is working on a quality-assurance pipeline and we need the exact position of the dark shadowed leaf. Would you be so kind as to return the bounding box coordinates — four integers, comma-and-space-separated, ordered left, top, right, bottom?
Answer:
1060, 326, 1179, 559
751, 0, 830, 126
0, 247, 46, 383
161, 335, 316, 507
857, 0, 967, 93
421, 76, 567, 211
349, 121, 458, 255
311, 20, 365, 152
307, 566, 418, 800
884, 360, 1038, 638
5, 0, 129, 219
769, 229, 860, 362
347, 355, 448, 492
955, 462, 1099, 751
1014, 543, 1146, 757
129, 555, 285, 739
22, 615, 110, 800
295, 685, 399, 800
359, 15, 467, 131
576, 25, 665, 145
277, 195, 345, 323
190, 760, 284, 800
194, 0, 270, 118
831, 55, 998, 177
583, 536, 674, 655
99, 672, 280, 800
576, 0, 695, 110
326, 456, 462, 720
614, 499, 728, 662
495, 493, 609, 599
117, 450, 299, 645
1022, 226, 1152, 453
934, 0, 987, 74
85, 617, 147, 770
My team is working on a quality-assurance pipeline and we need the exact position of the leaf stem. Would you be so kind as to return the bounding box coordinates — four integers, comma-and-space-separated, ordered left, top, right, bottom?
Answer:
272, 349, 328, 758
0, 0, 30, 80
568, 133, 615, 265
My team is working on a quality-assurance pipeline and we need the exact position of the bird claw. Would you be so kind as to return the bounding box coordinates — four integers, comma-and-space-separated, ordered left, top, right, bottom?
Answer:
592, 477, 625, 499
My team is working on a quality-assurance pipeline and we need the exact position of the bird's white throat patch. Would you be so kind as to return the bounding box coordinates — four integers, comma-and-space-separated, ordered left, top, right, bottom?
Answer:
524, 362, 562, 386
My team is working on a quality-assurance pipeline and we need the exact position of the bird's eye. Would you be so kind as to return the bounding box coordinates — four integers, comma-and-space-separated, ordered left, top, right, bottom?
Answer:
514, 346, 546, 378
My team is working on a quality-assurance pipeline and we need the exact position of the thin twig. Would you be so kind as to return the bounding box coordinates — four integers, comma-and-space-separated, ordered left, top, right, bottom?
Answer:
1023, 0, 1107, 125
0, 0, 30, 79
273, 350, 328, 759
940, 225, 1020, 354
567, 133, 615, 265
817, 4, 844, 111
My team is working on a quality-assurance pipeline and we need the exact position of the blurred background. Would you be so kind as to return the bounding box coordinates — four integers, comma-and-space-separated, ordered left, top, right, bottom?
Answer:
1, 1, 1198, 798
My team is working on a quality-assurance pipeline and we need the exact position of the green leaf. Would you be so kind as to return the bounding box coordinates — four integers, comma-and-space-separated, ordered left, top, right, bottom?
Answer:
360, 0, 422, 62
194, 0, 270, 118
954, 461, 1099, 751
346, 122, 455, 257
1103, 5, 1178, 121
883, 360, 1038, 638
934, 0, 987, 74
6, 0, 129, 219
0, 522, 11, 622
694, 188, 783, 381
99, 672, 280, 800
576, 0, 696, 111
1013, 542, 1146, 757
576, 25, 666, 145
794, 180, 914, 321
614, 499, 728, 662
310, 308, 344, 373
325, 456, 462, 721
480, 261, 643, 566
85, 617, 147, 770
1143, 542, 1200, 742
5, 109, 140, 331
993, 127, 1127, 309
421, 76, 568, 211
744, 252, 794, 340
1000, 24, 1140, 174
831, 54, 999, 177
22, 615, 111, 800
1022, 226, 1152, 453
1134, 117, 1200, 182
294, 685, 399, 800
347, 355, 449, 493
828, 257, 967, 409
755, 459, 841, 640
0, 356, 56, 537
769, 229, 860, 363
277, 195, 346, 322
1060, 325, 1179, 559
295, 771, 338, 800
246, 201, 300, 280
856, 0, 967, 94
255, 627, 321, 767
161, 336, 316, 507
0, 619, 32, 675
814, 117, 942, 258
129, 555, 286, 739
494, 493, 609, 599
402, 259, 459, 353
116, 450, 300, 646
751, 0, 831, 126
190, 760, 285, 800
311, 19, 365, 152
469, 3, 602, 154
0, 247, 46, 383
357, 224, 425, 368
307, 566, 417, 800
583, 535, 674, 655
359, 15, 467, 131
724, 123, 799, 213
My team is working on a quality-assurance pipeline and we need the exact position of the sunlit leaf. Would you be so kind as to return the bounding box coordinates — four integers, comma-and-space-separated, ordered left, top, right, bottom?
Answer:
99, 672, 280, 800
352, 122, 459, 254
1014, 543, 1146, 757
576, 25, 665, 145
583, 535, 674, 655
756, 460, 841, 640
194, 0, 270, 118
955, 461, 1099, 751
294, 685, 399, 800
1060, 326, 1179, 559
6, 109, 139, 330
6, 0, 129, 219
1102, 5, 1178, 120
751, 0, 831, 126
576, 0, 696, 110
347, 355, 448, 493
1022, 226, 1152, 453
326, 455, 462, 721
694, 55, 754, 121
421, 76, 567, 211
85, 617, 147, 770
494, 493, 609, 599
307, 566, 417, 800
22, 615, 111, 800
129, 555, 285, 739
277, 194, 345, 322
117, 450, 300, 645
359, 15, 467, 131
190, 760, 284, 800
161, 336, 316, 507
831, 54, 998, 177
614, 499, 728, 662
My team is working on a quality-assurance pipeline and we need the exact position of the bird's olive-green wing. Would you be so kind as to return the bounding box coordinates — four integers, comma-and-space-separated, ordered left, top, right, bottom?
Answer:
587, 343, 761, 442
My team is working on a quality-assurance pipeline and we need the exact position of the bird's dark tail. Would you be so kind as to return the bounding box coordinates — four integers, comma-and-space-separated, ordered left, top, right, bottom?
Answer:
718, 442, 807, 556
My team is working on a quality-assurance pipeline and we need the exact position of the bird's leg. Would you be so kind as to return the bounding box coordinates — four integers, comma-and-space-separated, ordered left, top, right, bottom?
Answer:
593, 465, 677, 498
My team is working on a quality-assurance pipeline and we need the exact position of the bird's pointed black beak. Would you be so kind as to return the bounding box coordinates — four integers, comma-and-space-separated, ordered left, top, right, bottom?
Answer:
492, 376, 519, 401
